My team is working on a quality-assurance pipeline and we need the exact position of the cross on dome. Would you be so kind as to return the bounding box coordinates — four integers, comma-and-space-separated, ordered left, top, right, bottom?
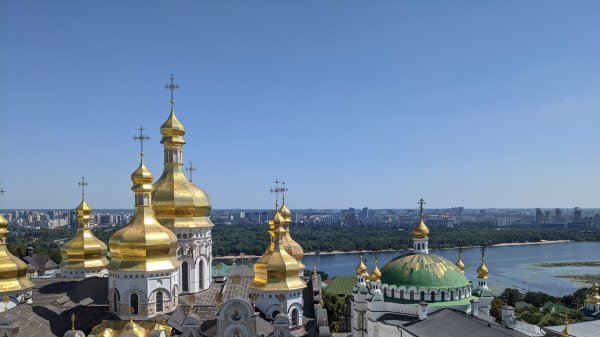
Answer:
185, 161, 197, 182
165, 73, 179, 105
133, 125, 151, 155
78, 176, 88, 197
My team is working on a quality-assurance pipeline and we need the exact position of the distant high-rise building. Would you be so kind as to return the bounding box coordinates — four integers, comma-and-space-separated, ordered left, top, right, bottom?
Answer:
535, 208, 543, 225
360, 207, 369, 220
574, 207, 582, 223
554, 208, 562, 224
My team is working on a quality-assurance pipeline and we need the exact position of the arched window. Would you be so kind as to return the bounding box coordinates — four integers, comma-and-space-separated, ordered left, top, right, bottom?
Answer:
199, 260, 204, 289
399, 289, 404, 299
430, 291, 436, 302
410, 290, 414, 301
156, 291, 163, 312
458, 289, 462, 299
292, 308, 299, 326
182, 261, 189, 292
441, 291, 445, 301
420, 291, 425, 301
272, 310, 280, 319
131, 293, 139, 315
391, 289, 395, 298
113, 291, 119, 312
450, 291, 454, 300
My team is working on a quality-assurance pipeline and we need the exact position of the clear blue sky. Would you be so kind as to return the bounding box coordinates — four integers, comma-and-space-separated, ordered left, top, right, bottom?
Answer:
1, 1, 599, 209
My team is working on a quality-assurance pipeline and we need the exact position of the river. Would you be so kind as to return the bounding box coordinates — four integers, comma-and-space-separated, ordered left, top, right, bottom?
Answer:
298, 241, 600, 296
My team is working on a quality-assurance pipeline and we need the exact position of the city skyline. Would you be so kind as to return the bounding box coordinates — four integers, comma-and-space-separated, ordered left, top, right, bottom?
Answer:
1, 1, 600, 209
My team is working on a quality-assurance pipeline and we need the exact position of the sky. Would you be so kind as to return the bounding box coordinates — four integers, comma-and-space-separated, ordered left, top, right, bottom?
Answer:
0, 1, 599, 209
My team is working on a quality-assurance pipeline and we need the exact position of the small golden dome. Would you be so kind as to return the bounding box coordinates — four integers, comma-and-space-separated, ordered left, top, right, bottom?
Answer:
60, 196, 109, 270
109, 157, 179, 272
119, 320, 145, 337
249, 211, 306, 291
586, 284, 600, 304
0, 214, 34, 293
413, 218, 430, 239
477, 258, 489, 278
160, 109, 185, 145
369, 263, 382, 282
356, 256, 368, 276
279, 202, 305, 269
456, 256, 465, 272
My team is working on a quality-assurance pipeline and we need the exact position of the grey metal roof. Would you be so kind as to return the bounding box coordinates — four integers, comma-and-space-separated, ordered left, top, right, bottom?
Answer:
544, 319, 600, 337
402, 309, 530, 337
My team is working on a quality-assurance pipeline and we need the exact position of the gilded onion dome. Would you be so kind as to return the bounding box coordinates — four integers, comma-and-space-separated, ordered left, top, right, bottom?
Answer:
356, 256, 368, 277
152, 100, 213, 229
456, 255, 465, 272
108, 155, 179, 272
60, 195, 109, 270
369, 261, 382, 282
413, 216, 430, 238
586, 283, 600, 304
477, 257, 489, 278
0, 212, 34, 293
279, 201, 305, 270
249, 209, 306, 291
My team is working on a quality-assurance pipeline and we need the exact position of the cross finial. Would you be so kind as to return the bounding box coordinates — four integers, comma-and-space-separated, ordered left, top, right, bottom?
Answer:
133, 125, 151, 155
185, 162, 197, 182
280, 181, 288, 204
458, 246, 463, 256
270, 179, 282, 208
165, 73, 179, 105
480, 245, 486, 260
0, 184, 5, 198
78, 176, 88, 197
418, 198, 426, 217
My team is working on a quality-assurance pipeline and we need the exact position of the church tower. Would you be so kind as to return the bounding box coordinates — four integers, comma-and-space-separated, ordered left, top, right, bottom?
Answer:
108, 130, 180, 320
278, 184, 305, 276
59, 177, 109, 278
248, 185, 306, 327
152, 75, 214, 294
0, 185, 34, 313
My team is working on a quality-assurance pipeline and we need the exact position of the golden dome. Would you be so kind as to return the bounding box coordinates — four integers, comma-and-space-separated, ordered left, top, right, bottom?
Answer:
60, 196, 109, 270
413, 218, 430, 239
456, 256, 465, 272
109, 156, 179, 272
356, 256, 368, 277
369, 263, 382, 282
279, 202, 305, 269
249, 211, 306, 291
477, 258, 489, 278
119, 319, 146, 337
88, 319, 172, 337
586, 284, 600, 304
0, 213, 34, 294
153, 108, 214, 229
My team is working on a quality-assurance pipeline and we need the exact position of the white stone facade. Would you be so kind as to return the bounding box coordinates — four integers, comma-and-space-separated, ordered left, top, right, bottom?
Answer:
253, 289, 304, 327
108, 268, 179, 320
59, 267, 108, 279
174, 227, 212, 294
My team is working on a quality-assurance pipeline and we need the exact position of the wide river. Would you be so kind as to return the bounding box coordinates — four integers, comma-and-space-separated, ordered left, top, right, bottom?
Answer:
298, 241, 600, 296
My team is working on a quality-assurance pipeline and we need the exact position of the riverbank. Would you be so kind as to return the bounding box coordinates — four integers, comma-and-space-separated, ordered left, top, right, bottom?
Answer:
536, 261, 600, 268
214, 239, 573, 260
556, 274, 600, 284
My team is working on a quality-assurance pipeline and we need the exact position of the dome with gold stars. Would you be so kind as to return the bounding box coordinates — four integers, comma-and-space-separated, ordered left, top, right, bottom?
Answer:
108, 156, 179, 272
0, 212, 34, 294
60, 195, 109, 270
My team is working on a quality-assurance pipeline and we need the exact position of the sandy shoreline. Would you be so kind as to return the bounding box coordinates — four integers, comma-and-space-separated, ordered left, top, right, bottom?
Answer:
213, 239, 572, 260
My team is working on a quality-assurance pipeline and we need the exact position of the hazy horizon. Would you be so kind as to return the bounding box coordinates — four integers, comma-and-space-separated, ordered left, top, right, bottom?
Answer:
1, 1, 599, 209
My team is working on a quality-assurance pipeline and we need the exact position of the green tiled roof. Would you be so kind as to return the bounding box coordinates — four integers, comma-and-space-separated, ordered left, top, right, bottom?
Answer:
212, 261, 235, 276
380, 253, 470, 290
324, 275, 356, 296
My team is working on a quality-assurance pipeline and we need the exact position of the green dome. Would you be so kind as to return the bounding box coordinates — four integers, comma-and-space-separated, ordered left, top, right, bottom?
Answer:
381, 253, 470, 290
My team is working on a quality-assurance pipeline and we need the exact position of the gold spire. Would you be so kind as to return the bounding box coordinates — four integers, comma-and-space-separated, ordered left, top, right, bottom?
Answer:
249, 186, 306, 291
153, 74, 213, 229
456, 247, 465, 272
0, 186, 34, 294
561, 314, 569, 337
108, 135, 179, 273
413, 198, 430, 238
60, 177, 109, 270
278, 183, 305, 270
369, 259, 381, 282
477, 246, 489, 278
356, 256, 368, 277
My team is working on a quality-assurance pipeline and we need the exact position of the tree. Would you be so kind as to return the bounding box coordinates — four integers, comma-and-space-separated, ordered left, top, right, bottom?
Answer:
500, 288, 523, 307
524, 291, 556, 308
322, 291, 347, 332
489, 298, 505, 322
